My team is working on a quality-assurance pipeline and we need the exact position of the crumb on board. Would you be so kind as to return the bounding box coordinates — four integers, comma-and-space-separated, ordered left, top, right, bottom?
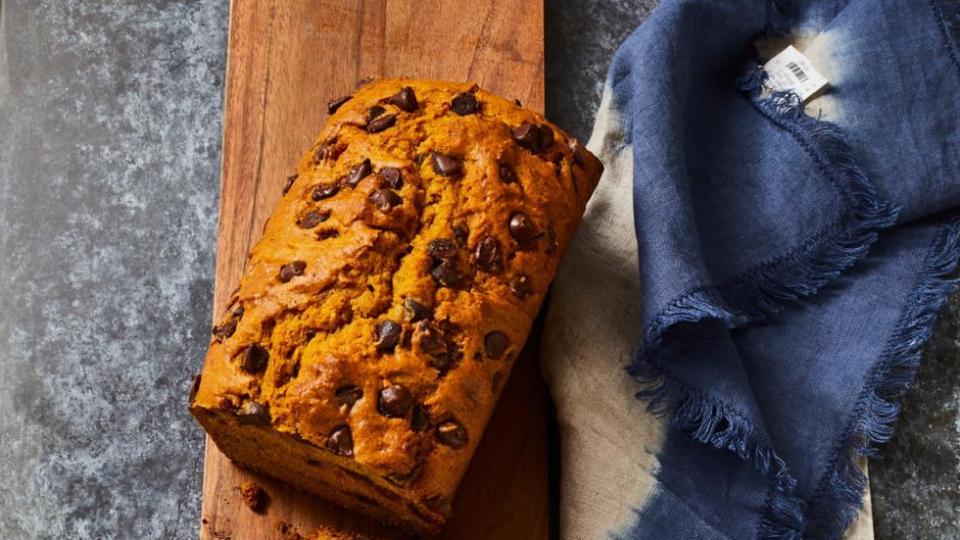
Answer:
239, 481, 269, 513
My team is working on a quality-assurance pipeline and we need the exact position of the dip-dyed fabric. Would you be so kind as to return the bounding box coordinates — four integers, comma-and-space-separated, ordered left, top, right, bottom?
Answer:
542, 1, 960, 538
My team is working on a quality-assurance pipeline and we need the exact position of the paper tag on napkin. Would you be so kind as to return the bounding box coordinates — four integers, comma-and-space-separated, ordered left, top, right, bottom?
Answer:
764, 45, 829, 101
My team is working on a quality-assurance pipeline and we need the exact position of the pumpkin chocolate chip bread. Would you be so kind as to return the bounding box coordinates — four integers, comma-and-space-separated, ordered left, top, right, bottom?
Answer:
190, 78, 602, 534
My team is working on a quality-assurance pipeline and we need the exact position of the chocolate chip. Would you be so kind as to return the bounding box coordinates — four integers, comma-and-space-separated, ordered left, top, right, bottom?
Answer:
345, 158, 372, 187
278, 260, 306, 282
232, 305, 245, 318
240, 483, 269, 513
508, 212, 538, 247
474, 236, 503, 273
367, 105, 385, 120
369, 188, 402, 211
538, 125, 555, 151
403, 298, 431, 323
379, 167, 403, 189
315, 138, 345, 162
512, 122, 554, 153
511, 123, 539, 150
388, 461, 424, 487
237, 401, 270, 425
431, 153, 463, 177
510, 273, 533, 299
212, 319, 237, 341
375, 320, 402, 353
452, 224, 469, 247
416, 320, 462, 372
312, 182, 339, 200
417, 321, 445, 358
297, 210, 329, 229
568, 138, 586, 165
366, 113, 397, 133
282, 174, 298, 194
427, 238, 457, 260
386, 86, 418, 112
335, 385, 363, 408
491, 371, 504, 392
514, 98, 523, 106
450, 92, 478, 115
436, 420, 468, 448
242, 344, 269, 373
430, 260, 464, 288
189, 373, 202, 403
326, 425, 354, 457
545, 227, 558, 255
378, 385, 414, 418
317, 228, 339, 240
327, 95, 352, 114
484, 331, 509, 359
411, 404, 430, 432
498, 159, 516, 183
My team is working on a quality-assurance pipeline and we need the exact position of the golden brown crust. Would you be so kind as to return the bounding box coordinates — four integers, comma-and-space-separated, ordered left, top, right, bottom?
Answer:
191, 78, 602, 533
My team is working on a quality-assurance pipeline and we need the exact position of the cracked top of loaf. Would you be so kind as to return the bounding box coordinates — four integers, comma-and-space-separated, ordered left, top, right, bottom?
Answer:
192, 78, 602, 513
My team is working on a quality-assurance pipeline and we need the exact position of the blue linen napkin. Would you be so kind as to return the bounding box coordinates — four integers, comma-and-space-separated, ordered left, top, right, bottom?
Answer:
542, 1, 960, 538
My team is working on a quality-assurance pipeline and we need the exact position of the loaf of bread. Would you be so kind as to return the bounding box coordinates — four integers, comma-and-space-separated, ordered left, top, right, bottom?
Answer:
190, 78, 602, 534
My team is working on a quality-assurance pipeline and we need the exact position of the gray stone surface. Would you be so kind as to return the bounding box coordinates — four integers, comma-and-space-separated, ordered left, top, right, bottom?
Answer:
0, 1, 956, 539
0, 1, 228, 538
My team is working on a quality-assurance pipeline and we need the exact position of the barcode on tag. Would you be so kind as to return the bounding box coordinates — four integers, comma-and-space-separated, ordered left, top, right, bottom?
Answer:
764, 46, 828, 101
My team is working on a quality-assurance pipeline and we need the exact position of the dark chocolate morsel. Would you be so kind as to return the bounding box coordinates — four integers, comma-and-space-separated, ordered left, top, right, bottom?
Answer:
366, 113, 397, 133
430, 260, 464, 288
212, 319, 237, 341
427, 238, 458, 260
452, 224, 469, 247
327, 95, 352, 114
436, 420, 468, 448
431, 153, 463, 177
189, 373, 202, 403
335, 385, 363, 408
474, 235, 503, 273
242, 344, 269, 374
484, 331, 509, 359
312, 182, 340, 201
569, 138, 586, 165
537, 125, 555, 151
326, 425, 354, 457
232, 305, 245, 318
367, 105, 385, 120
378, 385, 414, 418
511, 122, 539, 150
297, 210, 329, 229
278, 260, 307, 282
403, 298, 431, 323
508, 212, 538, 246
379, 167, 403, 189
369, 188, 402, 211
497, 159, 516, 183
315, 138, 345, 162
386, 86, 418, 112
375, 320, 402, 353
510, 273, 533, 299
450, 92, 479, 115
411, 404, 430, 432
346, 158, 373, 187
282, 174, 298, 194
237, 401, 271, 425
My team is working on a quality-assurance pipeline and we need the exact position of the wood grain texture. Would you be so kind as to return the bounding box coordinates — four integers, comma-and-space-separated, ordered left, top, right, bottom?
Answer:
202, 1, 546, 538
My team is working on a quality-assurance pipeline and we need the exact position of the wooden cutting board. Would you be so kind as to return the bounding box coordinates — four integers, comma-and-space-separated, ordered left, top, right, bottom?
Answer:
200, 1, 548, 538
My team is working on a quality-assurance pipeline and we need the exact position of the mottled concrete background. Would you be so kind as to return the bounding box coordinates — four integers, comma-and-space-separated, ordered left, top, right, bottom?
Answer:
0, 1, 956, 539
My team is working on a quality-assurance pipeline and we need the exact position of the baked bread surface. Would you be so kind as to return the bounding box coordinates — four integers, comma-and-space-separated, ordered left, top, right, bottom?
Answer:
191, 78, 602, 534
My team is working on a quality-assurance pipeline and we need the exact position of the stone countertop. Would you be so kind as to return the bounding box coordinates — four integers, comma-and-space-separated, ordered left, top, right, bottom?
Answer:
0, 1, 956, 538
